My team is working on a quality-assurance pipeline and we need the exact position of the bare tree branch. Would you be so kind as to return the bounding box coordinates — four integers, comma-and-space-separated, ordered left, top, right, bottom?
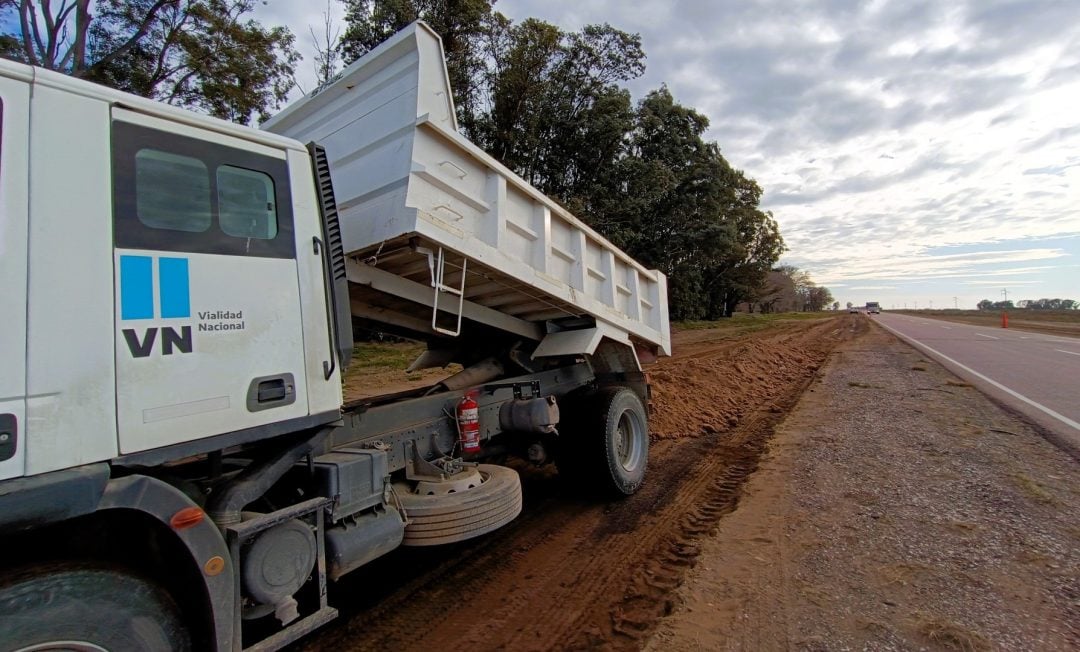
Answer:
55, 0, 88, 70
21, 0, 49, 64
149, 9, 191, 87
80, 0, 177, 79
40, 0, 58, 65
164, 66, 199, 103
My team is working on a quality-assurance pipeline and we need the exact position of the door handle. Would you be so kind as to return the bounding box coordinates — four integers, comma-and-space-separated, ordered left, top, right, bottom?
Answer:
246, 374, 296, 412
313, 236, 337, 380
0, 413, 16, 462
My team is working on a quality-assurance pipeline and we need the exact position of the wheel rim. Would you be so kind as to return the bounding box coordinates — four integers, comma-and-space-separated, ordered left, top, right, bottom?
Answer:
615, 408, 646, 472
15, 643, 109, 652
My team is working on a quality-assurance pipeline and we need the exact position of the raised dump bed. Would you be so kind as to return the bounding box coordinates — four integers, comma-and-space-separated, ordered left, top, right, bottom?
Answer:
263, 22, 670, 359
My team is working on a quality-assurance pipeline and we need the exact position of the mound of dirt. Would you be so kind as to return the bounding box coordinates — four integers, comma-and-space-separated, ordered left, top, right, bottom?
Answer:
650, 316, 867, 439
298, 315, 867, 652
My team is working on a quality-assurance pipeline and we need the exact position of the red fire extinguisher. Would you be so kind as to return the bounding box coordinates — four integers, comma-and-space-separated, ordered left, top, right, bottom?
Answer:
457, 391, 481, 453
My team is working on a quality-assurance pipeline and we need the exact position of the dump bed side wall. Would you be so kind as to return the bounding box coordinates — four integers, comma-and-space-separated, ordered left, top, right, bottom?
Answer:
407, 122, 668, 348
263, 23, 671, 356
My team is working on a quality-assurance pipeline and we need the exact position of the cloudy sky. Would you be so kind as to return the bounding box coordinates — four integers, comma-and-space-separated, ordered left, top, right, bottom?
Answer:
258, 0, 1080, 309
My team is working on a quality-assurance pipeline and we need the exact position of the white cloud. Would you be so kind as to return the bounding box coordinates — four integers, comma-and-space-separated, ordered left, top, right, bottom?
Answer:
254, 0, 1080, 305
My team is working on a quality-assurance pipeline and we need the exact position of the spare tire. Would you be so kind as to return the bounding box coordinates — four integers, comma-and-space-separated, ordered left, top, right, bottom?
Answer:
394, 464, 522, 546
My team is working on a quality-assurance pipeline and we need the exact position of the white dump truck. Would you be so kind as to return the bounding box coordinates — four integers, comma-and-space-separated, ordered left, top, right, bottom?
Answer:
0, 22, 669, 651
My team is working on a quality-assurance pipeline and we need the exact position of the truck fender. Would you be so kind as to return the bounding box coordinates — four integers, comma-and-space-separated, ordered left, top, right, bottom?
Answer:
0, 463, 109, 532
99, 474, 235, 652
588, 339, 649, 403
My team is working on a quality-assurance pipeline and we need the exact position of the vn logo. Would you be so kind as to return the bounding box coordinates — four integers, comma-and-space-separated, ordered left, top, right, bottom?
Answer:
119, 255, 193, 358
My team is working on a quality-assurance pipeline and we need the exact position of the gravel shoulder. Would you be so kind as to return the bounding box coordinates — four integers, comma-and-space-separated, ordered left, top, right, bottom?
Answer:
646, 323, 1080, 651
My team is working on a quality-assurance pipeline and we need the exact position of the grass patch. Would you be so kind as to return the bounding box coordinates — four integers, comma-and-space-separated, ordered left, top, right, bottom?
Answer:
891, 309, 1080, 338
1010, 472, 1057, 505
915, 615, 990, 651
893, 308, 1080, 325
676, 312, 834, 329
676, 312, 838, 338
848, 381, 883, 389
911, 365, 927, 371
945, 380, 972, 388
350, 342, 426, 371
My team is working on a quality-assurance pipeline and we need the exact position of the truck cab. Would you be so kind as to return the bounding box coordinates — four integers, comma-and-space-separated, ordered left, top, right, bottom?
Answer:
0, 22, 664, 652
0, 59, 348, 651
0, 61, 343, 485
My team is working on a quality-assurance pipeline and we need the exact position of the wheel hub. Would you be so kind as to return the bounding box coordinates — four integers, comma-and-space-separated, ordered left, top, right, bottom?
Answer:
411, 467, 483, 496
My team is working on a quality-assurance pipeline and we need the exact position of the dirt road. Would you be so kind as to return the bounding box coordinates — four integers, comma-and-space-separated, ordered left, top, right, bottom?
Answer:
297, 315, 859, 651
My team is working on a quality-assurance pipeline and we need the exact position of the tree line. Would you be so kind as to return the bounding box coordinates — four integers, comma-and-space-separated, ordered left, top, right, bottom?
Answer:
978, 299, 1077, 310
1, 0, 817, 320
746, 266, 834, 313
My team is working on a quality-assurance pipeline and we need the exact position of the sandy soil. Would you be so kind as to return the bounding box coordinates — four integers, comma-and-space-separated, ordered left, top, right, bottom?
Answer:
340, 343, 460, 401
297, 316, 858, 651
297, 315, 1077, 652
649, 317, 845, 439
646, 324, 1080, 651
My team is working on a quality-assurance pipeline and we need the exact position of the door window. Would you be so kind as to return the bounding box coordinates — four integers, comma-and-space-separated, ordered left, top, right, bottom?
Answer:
135, 150, 212, 233
217, 165, 278, 240
112, 121, 294, 258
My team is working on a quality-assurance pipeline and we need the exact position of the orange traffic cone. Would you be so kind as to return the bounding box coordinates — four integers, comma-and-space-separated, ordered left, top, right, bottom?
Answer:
1001, 311, 1008, 328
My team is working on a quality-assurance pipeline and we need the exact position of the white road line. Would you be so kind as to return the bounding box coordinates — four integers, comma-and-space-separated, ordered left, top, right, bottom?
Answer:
942, 326, 952, 329
975, 333, 998, 340
1057, 349, 1080, 357
1041, 336, 1079, 344
876, 321, 1080, 433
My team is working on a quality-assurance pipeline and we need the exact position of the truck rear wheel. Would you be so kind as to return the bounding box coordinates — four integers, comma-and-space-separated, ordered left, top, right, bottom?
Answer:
0, 564, 191, 651
558, 387, 649, 496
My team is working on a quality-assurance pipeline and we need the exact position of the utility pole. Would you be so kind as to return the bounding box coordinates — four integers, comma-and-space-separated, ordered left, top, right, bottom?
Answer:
929, 299, 933, 310
953, 296, 958, 310
1002, 288, 1008, 303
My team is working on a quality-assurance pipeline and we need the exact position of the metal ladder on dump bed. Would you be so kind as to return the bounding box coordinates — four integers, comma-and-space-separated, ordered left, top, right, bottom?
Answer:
417, 245, 466, 336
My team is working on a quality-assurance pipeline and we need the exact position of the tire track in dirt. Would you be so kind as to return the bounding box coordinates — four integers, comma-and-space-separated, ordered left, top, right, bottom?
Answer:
559, 402, 805, 650
296, 316, 866, 652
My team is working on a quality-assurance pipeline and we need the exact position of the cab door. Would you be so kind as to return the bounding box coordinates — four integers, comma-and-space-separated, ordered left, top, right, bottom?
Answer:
0, 72, 29, 479
111, 110, 310, 453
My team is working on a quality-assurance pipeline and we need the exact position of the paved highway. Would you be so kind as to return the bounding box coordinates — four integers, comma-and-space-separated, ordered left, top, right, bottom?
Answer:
873, 312, 1080, 455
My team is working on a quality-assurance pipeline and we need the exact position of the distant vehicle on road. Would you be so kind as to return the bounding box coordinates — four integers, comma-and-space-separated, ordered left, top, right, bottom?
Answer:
849, 306, 860, 314
866, 302, 881, 314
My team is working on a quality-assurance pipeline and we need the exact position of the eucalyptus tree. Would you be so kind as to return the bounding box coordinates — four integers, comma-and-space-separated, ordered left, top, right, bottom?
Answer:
0, 0, 299, 123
